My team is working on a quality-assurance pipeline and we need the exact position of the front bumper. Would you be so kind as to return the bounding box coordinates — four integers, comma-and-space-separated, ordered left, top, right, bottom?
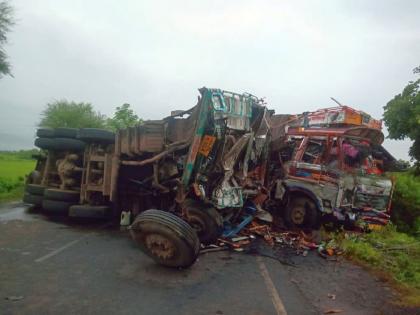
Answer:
332, 206, 390, 229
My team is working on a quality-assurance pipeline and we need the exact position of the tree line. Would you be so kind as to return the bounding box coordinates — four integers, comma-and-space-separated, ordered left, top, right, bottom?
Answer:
38, 100, 143, 131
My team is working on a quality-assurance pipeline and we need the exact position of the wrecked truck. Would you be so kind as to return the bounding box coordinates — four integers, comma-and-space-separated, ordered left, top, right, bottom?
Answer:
26, 88, 272, 267
116, 88, 272, 267
268, 106, 395, 231
24, 89, 396, 268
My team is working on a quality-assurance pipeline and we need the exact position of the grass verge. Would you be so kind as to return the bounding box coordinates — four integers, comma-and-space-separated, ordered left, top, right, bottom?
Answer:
0, 152, 37, 203
339, 225, 420, 306
0, 185, 25, 203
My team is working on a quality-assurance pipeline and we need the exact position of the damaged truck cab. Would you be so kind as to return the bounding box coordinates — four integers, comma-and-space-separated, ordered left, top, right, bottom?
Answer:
270, 107, 394, 230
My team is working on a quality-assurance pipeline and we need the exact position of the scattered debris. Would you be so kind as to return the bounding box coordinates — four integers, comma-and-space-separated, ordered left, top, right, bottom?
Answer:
200, 245, 229, 255
327, 293, 336, 300
5, 296, 24, 301
323, 309, 342, 314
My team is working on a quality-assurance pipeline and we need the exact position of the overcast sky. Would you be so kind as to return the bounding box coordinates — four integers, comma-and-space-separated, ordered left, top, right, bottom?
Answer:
0, 0, 418, 160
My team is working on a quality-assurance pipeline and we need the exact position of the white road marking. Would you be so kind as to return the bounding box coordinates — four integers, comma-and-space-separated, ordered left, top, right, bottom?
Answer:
35, 238, 83, 263
34, 222, 112, 263
257, 256, 288, 315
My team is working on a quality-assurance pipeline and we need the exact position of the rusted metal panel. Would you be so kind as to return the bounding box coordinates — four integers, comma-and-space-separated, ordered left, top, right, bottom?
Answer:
138, 121, 165, 153
119, 129, 131, 156
129, 127, 138, 155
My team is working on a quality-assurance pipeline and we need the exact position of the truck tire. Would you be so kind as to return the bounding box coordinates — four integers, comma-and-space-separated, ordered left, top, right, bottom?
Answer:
23, 192, 43, 207
54, 127, 78, 139
77, 128, 115, 143
52, 138, 85, 151
69, 205, 111, 218
44, 189, 80, 202
35, 137, 85, 151
26, 171, 42, 185
284, 195, 319, 229
130, 209, 200, 268
184, 200, 223, 245
25, 184, 46, 196
34, 137, 55, 150
42, 199, 75, 215
36, 128, 55, 138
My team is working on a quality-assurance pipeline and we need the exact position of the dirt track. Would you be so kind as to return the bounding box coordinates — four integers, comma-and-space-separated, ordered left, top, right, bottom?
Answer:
0, 202, 415, 315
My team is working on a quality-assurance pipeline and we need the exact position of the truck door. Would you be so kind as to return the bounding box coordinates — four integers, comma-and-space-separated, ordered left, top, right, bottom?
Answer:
292, 136, 340, 213
294, 136, 328, 180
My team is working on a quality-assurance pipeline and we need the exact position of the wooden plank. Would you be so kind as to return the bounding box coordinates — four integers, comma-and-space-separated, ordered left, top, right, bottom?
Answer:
103, 153, 112, 196
86, 185, 104, 192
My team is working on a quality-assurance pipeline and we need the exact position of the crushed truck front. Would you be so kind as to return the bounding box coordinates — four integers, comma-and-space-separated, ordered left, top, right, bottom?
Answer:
269, 108, 395, 230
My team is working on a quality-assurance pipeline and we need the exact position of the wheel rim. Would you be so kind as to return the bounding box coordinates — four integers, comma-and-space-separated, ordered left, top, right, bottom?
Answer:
145, 234, 176, 260
290, 204, 306, 225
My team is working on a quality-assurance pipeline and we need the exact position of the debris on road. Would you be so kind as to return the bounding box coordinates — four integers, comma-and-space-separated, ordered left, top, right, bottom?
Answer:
5, 296, 24, 302
323, 309, 343, 314
327, 293, 337, 300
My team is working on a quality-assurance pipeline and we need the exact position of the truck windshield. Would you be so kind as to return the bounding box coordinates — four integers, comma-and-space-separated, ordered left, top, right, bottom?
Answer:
342, 138, 383, 175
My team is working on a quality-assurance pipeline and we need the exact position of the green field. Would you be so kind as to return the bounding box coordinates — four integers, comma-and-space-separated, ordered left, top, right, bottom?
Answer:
0, 159, 36, 179
0, 151, 37, 202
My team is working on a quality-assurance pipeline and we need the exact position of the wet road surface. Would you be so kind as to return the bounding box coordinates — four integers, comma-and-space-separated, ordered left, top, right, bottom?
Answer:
0, 203, 401, 315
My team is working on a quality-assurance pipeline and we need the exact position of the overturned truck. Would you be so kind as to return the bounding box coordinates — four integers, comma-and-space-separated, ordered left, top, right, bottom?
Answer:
25, 88, 396, 268
115, 88, 271, 267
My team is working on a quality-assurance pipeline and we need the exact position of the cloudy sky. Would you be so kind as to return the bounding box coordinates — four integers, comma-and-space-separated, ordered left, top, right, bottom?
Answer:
0, 0, 419, 160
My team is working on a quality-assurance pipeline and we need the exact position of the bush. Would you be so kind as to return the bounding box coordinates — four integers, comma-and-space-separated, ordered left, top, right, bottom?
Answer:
0, 177, 24, 194
391, 171, 420, 235
342, 225, 420, 291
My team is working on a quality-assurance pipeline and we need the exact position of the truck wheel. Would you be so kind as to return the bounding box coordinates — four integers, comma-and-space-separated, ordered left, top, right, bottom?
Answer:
54, 127, 78, 138
36, 128, 55, 138
44, 189, 80, 202
52, 138, 85, 151
284, 196, 318, 229
25, 184, 46, 196
34, 137, 55, 150
69, 205, 111, 218
42, 199, 75, 215
77, 128, 115, 143
23, 192, 43, 207
26, 171, 42, 185
34, 137, 85, 151
130, 209, 200, 268
184, 201, 223, 245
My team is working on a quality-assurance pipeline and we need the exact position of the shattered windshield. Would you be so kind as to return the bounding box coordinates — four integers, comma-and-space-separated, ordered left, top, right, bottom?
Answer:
342, 137, 384, 175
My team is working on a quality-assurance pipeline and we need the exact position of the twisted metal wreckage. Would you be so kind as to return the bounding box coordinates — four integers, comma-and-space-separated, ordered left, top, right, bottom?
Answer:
25, 87, 397, 267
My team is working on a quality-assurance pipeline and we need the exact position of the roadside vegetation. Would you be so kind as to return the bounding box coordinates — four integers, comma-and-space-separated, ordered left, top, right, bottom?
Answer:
39, 100, 142, 131
0, 150, 37, 202
328, 170, 420, 305
0, 0, 14, 78
338, 224, 420, 305
391, 171, 420, 235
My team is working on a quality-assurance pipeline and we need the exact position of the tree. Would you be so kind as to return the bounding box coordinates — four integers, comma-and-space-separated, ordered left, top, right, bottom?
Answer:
107, 103, 142, 131
383, 66, 420, 167
0, 1, 14, 78
39, 100, 107, 129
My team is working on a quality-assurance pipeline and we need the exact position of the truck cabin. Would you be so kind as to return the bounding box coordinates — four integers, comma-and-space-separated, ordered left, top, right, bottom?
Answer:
268, 124, 395, 229
278, 126, 396, 176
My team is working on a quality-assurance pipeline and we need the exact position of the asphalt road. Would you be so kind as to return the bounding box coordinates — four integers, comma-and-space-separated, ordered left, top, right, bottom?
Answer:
0, 202, 403, 315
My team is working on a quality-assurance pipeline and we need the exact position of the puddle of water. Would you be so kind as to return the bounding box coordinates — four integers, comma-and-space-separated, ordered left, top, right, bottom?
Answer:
0, 202, 121, 234
0, 205, 40, 222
